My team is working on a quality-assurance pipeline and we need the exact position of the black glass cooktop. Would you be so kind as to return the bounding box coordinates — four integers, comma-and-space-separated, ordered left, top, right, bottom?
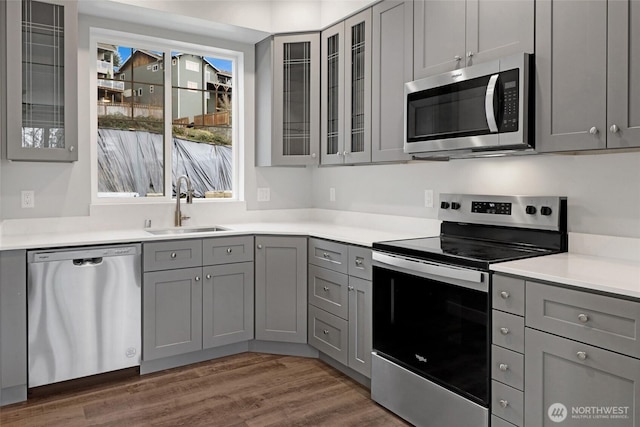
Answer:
373, 235, 557, 270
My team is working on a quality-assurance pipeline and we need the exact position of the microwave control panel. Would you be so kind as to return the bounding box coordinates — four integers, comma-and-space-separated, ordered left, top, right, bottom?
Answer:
499, 68, 520, 133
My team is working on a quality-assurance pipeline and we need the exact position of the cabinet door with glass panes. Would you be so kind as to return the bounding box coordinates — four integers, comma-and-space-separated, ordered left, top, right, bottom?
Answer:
5, 0, 78, 162
271, 34, 320, 166
321, 9, 372, 165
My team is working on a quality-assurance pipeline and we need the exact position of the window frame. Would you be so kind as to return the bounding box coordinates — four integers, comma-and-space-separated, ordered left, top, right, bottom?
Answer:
89, 28, 241, 205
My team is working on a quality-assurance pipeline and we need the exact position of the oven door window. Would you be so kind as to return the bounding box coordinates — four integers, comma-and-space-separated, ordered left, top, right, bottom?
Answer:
373, 266, 489, 406
407, 74, 497, 142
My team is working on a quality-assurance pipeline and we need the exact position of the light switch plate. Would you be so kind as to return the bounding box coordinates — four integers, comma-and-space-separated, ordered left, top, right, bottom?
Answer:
257, 187, 270, 202
21, 190, 35, 208
330, 187, 336, 202
424, 189, 434, 208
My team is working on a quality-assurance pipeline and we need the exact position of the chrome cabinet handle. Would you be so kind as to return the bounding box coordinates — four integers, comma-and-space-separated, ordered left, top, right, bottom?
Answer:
348, 286, 354, 291
206, 274, 212, 279
499, 399, 509, 408
195, 276, 201, 281
610, 124, 620, 133
257, 244, 263, 249
343, 151, 348, 156
323, 329, 329, 335
467, 51, 474, 58
171, 252, 177, 258
69, 145, 75, 152
576, 351, 588, 361
578, 313, 589, 323
500, 327, 510, 335
589, 126, 598, 135
323, 286, 329, 292
500, 291, 510, 299
355, 258, 363, 266
311, 153, 317, 158
226, 248, 233, 254
337, 151, 343, 157
454, 55, 462, 61
499, 363, 509, 372
323, 252, 330, 259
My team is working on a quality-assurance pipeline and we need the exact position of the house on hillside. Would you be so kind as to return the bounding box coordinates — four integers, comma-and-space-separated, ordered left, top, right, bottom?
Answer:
96, 43, 125, 104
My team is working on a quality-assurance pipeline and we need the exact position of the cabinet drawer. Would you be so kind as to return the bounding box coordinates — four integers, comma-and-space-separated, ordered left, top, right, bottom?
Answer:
526, 281, 640, 359
492, 310, 524, 353
308, 238, 348, 273
308, 305, 348, 365
203, 236, 254, 265
491, 345, 524, 391
492, 380, 523, 427
143, 240, 202, 272
491, 415, 517, 427
308, 264, 349, 319
492, 275, 525, 316
348, 246, 372, 280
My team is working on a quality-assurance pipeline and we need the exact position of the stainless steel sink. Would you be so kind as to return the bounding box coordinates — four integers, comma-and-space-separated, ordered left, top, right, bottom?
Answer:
146, 226, 229, 236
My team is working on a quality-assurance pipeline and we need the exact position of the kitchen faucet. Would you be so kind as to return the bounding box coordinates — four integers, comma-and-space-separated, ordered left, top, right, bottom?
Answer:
175, 175, 194, 226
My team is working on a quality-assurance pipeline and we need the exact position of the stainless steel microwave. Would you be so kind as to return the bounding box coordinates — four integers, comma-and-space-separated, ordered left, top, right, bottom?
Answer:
404, 53, 533, 157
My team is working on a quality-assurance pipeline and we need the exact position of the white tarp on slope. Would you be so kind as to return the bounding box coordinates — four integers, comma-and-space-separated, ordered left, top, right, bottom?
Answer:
97, 128, 232, 197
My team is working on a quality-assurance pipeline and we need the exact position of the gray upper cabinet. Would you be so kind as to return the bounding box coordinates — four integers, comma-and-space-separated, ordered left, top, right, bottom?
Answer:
371, 0, 413, 163
5, 0, 78, 162
536, 0, 640, 152
413, 0, 533, 79
255, 236, 308, 343
202, 262, 254, 349
321, 9, 372, 165
255, 33, 320, 166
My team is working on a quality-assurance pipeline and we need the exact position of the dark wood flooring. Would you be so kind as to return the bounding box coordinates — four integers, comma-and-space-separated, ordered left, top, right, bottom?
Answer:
0, 352, 411, 426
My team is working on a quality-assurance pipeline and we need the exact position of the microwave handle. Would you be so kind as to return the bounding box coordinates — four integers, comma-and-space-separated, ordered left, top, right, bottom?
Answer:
485, 74, 500, 133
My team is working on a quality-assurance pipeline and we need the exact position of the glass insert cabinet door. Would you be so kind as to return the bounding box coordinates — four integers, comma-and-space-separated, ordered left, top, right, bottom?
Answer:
272, 33, 320, 166
321, 9, 371, 165
5, 0, 78, 162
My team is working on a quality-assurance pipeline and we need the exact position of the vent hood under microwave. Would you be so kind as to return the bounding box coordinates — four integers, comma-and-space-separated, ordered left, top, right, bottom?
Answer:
404, 53, 534, 159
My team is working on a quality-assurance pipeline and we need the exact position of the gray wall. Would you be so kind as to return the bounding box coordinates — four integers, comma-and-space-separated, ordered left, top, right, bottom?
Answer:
311, 151, 640, 238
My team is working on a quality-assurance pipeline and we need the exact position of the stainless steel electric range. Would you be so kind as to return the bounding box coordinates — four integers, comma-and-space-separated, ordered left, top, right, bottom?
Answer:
371, 194, 567, 427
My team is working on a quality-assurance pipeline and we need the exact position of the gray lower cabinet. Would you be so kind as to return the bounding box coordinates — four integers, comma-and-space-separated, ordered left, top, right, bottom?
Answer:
525, 328, 640, 427
0, 250, 27, 406
143, 267, 203, 360
371, 0, 413, 162
307, 239, 373, 378
255, 236, 307, 343
536, 0, 640, 152
202, 262, 254, 349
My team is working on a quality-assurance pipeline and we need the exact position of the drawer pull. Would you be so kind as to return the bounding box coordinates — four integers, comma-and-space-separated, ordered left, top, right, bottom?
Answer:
348, 286, 354, 291
578, 313, 589, 323
323, 329, 329, 335
257, 244, 263, 249
355, 258, 363, 266
195, 276, 201, 282
499, 363, 509, 372
499, 399, 509, 408
206, 274, 212, 279
323, 286, 329, 292
226, 248, 233, 254
323, 252, 330, 259
500, 327, 510, 335
500, 291, 510, 299
576, 351, 588, 361
171, 252, 177, 258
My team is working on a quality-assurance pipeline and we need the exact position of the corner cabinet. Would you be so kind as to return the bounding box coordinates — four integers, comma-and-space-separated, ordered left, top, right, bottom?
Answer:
413, 0, 534, 79
321, 9, 372, 165
371, 0, 413, 163
255, 33, 320, 166
536, 0, 640, 152
254, 236, 307, 343
5, 0, 78, 162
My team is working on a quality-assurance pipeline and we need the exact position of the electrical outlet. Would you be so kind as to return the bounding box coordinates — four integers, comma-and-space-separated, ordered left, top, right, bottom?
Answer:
22, 190, 35, 208
329, 187, 336, 202
424, 189, 434, 208
257, 187, 270, 202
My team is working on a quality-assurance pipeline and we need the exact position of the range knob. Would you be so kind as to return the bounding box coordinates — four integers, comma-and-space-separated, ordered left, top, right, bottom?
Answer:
541, 206, 553, 216
525, 205, 537, 215
440, 201, 451, 209
451, 202, 461, 210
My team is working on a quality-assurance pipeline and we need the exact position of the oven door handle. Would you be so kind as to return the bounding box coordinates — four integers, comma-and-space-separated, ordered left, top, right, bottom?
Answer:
485, 73, 500, 133
373, 252, 484, 284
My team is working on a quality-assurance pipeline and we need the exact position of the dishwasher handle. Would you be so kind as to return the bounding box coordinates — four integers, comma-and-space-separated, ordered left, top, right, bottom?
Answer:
72, 257, 104, 266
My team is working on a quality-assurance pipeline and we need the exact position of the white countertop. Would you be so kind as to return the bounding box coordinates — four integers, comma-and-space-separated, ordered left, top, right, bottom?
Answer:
491, 253, 640, 300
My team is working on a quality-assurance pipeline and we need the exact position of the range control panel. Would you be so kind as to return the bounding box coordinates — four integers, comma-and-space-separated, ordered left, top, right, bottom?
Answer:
439, 193, 566, 231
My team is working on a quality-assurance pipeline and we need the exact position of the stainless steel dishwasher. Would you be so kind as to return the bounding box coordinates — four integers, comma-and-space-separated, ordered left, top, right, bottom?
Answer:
27, 244, 141, 387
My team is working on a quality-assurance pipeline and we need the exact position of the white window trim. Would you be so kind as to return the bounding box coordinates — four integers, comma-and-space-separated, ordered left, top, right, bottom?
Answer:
89, 27, 242, 206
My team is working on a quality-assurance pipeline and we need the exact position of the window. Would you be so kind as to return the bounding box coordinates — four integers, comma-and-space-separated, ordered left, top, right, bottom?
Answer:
94, 35, 236, 201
